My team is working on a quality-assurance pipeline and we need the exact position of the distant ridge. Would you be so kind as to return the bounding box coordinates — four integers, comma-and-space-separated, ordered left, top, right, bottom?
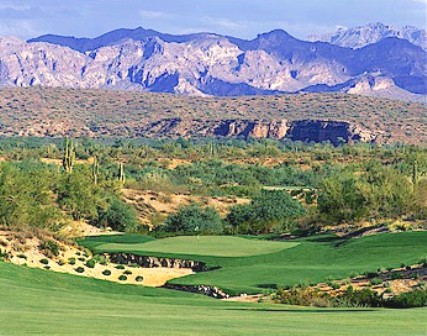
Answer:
0, 23, 422, 101
307, 22, 427, 50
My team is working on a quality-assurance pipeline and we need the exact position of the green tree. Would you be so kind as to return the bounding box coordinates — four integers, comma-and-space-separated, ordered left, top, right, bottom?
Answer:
100, 198, 139, 232
162, 204, 223, 234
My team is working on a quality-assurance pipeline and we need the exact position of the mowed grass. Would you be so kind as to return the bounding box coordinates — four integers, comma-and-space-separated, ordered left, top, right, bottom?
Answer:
0, 262, 426, 336
84, 232, 427, 294
91, 236, 299, 257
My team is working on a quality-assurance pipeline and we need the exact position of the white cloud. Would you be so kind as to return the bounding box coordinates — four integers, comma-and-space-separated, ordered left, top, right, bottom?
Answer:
139, 10, 172, 19
0, 20, 40, 38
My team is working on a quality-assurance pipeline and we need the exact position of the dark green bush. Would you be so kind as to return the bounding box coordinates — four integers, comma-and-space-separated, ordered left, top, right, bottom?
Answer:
40, 241, 60, 257
68, 257, 76, 265
385, 290, 427, 308
162, 204, 223, 234
102, 270, 112, 276
135, 276, 144, 282
75, 267, 85, 273
100, 198, 139, 232
118, 275, 127, 281
85, 259, 96, 269
39, 258, 49, 265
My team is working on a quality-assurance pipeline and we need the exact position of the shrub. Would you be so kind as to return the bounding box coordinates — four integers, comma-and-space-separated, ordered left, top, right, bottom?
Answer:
68, 257, 76, 265
162, 204, 223, 234
40, 241, 60, 257
85, 259, 96, 269
39, 258, 49, 265
100, 198, 139, 232
57, 259, 65, 266
17, 254, 27, 259
391, 272, 403, 280
330, 282, 341, 290
226, 190, 306, 234
123, 270, 132, 275
386, 290, 427, 308
115, 265, 125, 270
102, 270, 112, 276
75, 267, 85, 273
118, 275, 127, 281
135, 276, 144, 282
370, 278, 384, 286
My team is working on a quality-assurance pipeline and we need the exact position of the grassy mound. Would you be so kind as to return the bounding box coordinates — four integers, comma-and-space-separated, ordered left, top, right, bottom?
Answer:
0, 262, 425, 336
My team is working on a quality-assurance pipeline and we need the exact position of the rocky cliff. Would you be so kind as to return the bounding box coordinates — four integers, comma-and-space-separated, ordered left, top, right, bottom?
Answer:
137, 118, 376, 145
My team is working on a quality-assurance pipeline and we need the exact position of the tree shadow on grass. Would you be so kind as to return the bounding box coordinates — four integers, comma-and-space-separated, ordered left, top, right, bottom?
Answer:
224, 308, 377, 313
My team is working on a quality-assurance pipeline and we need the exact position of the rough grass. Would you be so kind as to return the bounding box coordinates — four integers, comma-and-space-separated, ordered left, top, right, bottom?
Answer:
83, 232, 427, 294
92, 236, 299, 257
0, 262, 425, 336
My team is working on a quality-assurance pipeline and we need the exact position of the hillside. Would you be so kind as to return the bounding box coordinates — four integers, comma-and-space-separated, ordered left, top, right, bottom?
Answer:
0, 87, 425, 144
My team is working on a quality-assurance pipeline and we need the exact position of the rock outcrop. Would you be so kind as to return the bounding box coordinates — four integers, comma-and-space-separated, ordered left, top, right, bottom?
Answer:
107, 252, 208, 272
162, 284, 230, 299
136, 118, 376, 145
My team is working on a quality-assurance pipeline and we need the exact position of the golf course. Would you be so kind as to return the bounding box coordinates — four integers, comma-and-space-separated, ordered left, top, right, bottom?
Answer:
1, 261, 426, 336
82, 232, 427, 294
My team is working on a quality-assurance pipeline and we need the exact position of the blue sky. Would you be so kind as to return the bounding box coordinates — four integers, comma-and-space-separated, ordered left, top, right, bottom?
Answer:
0, 0, 425, 40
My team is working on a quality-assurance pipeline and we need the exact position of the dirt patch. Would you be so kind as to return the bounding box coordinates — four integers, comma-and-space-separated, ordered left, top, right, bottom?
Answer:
123, 189, 249, 227
0, 229, 192, 287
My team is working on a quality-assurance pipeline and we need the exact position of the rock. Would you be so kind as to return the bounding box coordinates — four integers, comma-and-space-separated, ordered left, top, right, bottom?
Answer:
107, 253, 208, 272
137, 118, 375, 145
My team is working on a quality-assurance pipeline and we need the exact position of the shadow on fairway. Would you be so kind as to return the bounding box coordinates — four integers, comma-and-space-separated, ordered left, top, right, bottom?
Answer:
225, 308, 377, 313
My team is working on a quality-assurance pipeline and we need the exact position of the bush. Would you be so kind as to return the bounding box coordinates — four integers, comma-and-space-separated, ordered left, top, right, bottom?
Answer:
75, 267, 85, 273
68, 257, 76, 265
115, 265, 125, 270
102, 269, 112, 276
370, 278, 384, 286
57, 259, 65, 266
226, 190, 306, 234
391, 272, 403, 280
386, 290, 427, 308
17, 254, 27, 259
118, 275, 127, 281
85, 259, 96, 269
123, 270, 132, 275
135, 276, 144, 282
329, 282, 341, 290
40, 241, 60, 257
100, 198, 139, 232
162, 204, 223, 234
39, 258, 49, 265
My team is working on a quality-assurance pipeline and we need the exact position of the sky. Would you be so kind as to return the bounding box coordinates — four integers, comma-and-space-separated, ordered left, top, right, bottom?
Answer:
0, 0, 426, 40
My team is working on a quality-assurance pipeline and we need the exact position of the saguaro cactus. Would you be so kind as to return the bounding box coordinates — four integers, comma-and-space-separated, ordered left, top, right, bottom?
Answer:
118, 162, 125, 185
92, 156, 99, 185
412, 158, 418, 189
62, 137, 75, 174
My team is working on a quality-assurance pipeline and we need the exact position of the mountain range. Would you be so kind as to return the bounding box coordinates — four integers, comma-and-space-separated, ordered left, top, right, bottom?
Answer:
307, 22, 427, 50
0, 23, 424, 101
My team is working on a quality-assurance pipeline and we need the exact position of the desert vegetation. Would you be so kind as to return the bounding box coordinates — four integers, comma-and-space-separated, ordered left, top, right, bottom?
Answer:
0, 135, 426, 336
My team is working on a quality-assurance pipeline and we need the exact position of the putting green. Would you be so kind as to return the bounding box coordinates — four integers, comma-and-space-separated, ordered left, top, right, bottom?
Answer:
94, 236, 299, 257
